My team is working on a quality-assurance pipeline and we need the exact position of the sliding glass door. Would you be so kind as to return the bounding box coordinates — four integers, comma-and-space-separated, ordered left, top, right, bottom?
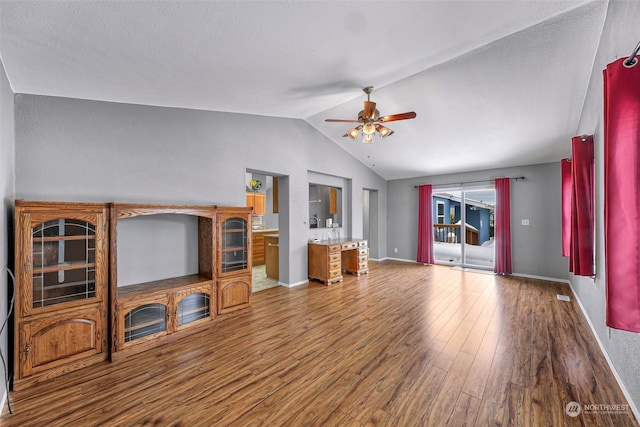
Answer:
432, 186, 495, 269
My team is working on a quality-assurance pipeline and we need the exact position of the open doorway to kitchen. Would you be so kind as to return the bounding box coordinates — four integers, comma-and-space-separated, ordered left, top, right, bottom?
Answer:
246, 170, 287, 292
363, 189, 379, 259
432, 186, 495, 270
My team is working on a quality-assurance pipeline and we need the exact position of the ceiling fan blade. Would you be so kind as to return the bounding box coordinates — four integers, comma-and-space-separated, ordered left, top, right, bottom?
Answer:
377, 112, 417, 123
325, 119, 360, 123
363, 101, 377, 119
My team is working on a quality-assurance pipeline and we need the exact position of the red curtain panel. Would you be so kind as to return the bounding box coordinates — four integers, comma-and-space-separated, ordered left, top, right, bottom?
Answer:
561, 159, 572, 257
604, 57, 640, 332
417, 184, 434, 264
494, 178, 512, 275
569, 135, 595, 276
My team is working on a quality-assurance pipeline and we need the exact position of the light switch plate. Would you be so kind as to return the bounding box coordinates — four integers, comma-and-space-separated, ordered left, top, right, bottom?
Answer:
521, 219, 530, 225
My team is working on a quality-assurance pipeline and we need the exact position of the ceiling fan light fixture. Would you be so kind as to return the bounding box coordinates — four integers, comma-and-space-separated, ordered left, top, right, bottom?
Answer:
362, 122, 376, 135
325, 86, 416, 144
376, 124, 394, 138
344, 128, 359, 139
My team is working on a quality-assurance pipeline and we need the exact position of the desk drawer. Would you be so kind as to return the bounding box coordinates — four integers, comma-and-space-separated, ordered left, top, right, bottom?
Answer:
328, 262, 340, 271
358, 241, 368, 248
342, 242, 358, 250
328, 269, 342, 279
358, 255, 368, 263
358, 262, 368, 271
328, 244, 341, 253
329, 253, 341, 263
358, 248, 368, 256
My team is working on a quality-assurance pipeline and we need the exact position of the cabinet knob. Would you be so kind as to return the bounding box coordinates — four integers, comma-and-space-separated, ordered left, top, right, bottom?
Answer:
25, 256, 30, 273
24, 343, 30, 358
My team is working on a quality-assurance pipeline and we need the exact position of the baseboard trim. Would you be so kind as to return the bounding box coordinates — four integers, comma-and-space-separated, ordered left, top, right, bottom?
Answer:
0, 389, 6, 416
378, 257, 417, 263
568, 282, 640, 423
280, 279, 308, 288
511, 272, 570, 284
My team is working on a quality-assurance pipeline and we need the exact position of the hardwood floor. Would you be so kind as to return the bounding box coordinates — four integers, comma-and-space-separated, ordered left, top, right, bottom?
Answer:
1, 261, 637, 426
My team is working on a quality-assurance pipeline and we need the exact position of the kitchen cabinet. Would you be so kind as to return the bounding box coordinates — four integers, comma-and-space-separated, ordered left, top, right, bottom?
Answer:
264, 234, 279, 281
252, 231, 266, 265
246, 193, 266, 216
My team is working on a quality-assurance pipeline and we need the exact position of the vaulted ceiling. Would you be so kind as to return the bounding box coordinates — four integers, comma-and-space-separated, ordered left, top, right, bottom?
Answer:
0, 1, 607, 179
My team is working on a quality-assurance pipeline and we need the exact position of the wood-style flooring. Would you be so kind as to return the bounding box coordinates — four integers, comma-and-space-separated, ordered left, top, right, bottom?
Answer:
1, 261, 638, 426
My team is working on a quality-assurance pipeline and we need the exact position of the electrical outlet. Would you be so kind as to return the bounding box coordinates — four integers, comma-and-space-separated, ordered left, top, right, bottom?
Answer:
394, 248, 398, 253
521, 219, 530, 226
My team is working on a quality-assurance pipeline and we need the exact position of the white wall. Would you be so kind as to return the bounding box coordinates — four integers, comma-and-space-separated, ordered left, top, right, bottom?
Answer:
572, 0, 640, 415
13, 94, 387, 285
386, 162, 568, 281
0, 59, 15, 409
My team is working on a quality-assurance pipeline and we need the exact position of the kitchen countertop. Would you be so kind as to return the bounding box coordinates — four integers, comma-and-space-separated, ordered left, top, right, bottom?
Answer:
252, 228, 278, 233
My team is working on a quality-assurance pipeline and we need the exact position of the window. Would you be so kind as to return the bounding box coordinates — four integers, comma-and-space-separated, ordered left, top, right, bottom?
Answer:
436, 201, 445, 224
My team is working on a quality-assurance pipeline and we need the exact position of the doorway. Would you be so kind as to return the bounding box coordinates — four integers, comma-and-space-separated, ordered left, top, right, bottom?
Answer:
363, 189, 379, 259
246, 170, 286, 292
432, 186, 495, 269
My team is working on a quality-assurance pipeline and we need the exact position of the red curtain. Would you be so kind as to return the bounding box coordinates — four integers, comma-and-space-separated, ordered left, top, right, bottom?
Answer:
417, 184, 434, 264
561, 159, 572, 257
494, 178, 512, 274
569, 136, 595, 276
604, 57, 640, 332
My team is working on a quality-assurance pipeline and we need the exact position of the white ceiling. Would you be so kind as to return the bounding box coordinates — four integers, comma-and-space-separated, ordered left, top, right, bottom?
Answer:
0, 0, 607, 180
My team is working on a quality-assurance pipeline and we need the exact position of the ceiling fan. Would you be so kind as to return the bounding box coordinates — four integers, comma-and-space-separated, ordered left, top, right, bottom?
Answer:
325, 86, 416, 143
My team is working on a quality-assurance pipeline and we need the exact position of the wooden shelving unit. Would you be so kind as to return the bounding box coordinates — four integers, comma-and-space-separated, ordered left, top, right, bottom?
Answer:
13, 201, 110, 390
216, 207, 253, 315
109, 203, 220, 360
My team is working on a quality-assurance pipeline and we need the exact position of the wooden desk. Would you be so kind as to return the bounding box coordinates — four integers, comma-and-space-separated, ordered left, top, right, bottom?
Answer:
308, 239, 369, 285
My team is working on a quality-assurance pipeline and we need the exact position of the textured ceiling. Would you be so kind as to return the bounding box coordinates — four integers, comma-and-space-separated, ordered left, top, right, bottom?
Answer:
0, 0, 607, 179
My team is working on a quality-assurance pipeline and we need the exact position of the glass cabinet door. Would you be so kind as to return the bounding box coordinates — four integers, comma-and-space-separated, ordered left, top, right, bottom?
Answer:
31, 218, 97, 308
123, 303, 167, 343
176, 292, 210, 327
220, 217, 248, 274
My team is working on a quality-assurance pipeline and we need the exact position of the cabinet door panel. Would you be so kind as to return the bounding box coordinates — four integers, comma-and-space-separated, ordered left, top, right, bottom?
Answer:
217, 276, 252, 315
217, 210, 252, 277
118, 297, 169, 350
20, 305, 104, 377
21, 209, 108, 316
174, 285, 215, 331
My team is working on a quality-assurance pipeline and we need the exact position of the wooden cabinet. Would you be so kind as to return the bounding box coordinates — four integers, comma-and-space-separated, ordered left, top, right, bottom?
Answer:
272, 177, 279, 214
109, 204, 219, 360
252, 232, 266, 265
14, 201, 109, 389
217, 207, 252, 315
342, 240, 370, 276
329, 187, 338, 215
245, 193, 266, 216
264, 234, 279, 280
308, 239, 369, 285
114, 276, 215, 358
217, 276, 252, 315
217, 207, 252, 278
308, 243, 343, 285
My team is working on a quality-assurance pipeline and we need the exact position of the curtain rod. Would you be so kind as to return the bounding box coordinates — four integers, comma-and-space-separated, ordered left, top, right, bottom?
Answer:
413, 176, 525, 188
624, 40, 640, 67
